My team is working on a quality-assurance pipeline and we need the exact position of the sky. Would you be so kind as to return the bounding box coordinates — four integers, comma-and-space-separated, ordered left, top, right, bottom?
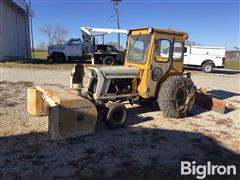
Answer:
31, 0, 240, 50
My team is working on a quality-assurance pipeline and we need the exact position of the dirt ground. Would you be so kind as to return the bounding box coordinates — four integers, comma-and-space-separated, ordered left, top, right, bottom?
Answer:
0, 67, 240, 179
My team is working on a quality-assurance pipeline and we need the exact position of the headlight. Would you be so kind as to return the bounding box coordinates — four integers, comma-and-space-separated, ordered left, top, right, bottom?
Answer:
148, 27, 153, 34
91, 70, 97, 78
151, 67, 162, 81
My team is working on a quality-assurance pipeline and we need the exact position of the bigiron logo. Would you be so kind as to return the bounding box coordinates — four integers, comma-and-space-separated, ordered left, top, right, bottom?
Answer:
181, 161, 237, 179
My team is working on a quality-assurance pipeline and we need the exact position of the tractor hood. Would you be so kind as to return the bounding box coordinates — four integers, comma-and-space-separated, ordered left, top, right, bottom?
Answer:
88, 66, 140, 79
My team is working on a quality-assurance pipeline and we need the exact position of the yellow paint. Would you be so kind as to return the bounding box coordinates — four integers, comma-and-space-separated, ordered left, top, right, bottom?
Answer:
124, 27, 188, 98
124, 28, 154, 97
169, 36, 186, 74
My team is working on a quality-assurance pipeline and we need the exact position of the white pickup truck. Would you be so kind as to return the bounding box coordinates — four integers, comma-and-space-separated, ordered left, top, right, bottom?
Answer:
184, 46, 226, 73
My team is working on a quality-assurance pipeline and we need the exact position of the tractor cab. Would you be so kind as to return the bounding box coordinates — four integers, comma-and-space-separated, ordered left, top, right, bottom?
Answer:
124, 27, 188, 98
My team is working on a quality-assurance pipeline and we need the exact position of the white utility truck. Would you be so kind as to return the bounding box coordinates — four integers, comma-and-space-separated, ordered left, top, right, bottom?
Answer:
47, 27, 128, 64
48, 38, 83, 63
184, 46, 226, 73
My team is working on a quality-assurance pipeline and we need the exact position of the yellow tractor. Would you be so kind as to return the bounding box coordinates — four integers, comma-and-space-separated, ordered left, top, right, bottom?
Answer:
27, 27, 224, 140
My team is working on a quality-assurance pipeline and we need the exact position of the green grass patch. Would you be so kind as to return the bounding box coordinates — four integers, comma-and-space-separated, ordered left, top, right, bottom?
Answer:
225, 59, 240, 70
32, 49, 48, 60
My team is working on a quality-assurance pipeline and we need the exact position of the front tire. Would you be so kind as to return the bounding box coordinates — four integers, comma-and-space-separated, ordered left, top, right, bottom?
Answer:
103, 56, 116, 65
201, 63, 214, 73
103, 103, 128, 129
52, 54, 66, 63
158, 76, 196, 118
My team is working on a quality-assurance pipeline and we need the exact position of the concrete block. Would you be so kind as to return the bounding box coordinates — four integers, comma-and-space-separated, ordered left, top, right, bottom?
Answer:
28, 85, 98, 140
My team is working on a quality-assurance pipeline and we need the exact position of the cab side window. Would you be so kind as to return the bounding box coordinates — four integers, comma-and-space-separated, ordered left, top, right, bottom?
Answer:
69, 40, 80, 47
106, 46, 115, 53
97, 45, 106, 52
155, 39, 171, 62
173, 42, 184, 60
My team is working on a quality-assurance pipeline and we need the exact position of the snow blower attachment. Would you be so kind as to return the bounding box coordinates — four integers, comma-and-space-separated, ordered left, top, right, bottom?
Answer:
27, 27, 225, 140
27, 65, 97, 140
195, 88, 225, 114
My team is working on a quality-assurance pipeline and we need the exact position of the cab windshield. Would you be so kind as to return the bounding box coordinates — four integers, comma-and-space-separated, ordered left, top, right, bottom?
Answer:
127, 34, 150, 64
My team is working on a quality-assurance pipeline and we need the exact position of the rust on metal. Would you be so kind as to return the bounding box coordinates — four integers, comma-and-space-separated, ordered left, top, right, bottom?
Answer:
195, 89, 225, 114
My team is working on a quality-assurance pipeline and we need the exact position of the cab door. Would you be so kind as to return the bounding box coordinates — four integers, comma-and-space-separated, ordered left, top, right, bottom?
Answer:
66, 39, 82, 57
146, 33, 173, 97
170, 40, 185, 74
146, 33, 185, 98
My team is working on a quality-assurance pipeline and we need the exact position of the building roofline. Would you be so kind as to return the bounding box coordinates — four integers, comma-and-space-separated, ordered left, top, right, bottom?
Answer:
12, 0, 28, 12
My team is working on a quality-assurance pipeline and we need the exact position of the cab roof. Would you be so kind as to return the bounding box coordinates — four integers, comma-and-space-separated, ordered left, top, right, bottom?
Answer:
129, 27, 188, 39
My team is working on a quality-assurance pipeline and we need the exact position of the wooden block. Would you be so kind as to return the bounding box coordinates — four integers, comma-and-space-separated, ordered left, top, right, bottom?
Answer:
36, 85, 91, 109
27, 88, 46, 116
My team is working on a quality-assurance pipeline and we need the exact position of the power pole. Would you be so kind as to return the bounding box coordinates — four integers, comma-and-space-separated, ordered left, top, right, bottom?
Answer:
111, 0, 121, 49
29, 0, 35, 59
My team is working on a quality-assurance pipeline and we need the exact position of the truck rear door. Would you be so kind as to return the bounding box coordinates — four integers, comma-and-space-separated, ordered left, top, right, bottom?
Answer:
183, 46, 190, 64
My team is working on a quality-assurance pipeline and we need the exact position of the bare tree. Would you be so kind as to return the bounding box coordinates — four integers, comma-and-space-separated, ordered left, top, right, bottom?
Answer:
39, 24, 68, 45
167, 27, 174, 30
36, 42, 47, 50
53, 25, 68, 45
186, 40, 202, 46
39, 24, 54, 45
166, 28, 202, 46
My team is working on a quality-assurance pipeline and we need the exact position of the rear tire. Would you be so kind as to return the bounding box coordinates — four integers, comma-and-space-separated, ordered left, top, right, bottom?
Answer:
103, 103, 128, 129
201, 63, 214, 73
158, 76, 196, 118
103, 56, 116, 65
53, 54, 66, 63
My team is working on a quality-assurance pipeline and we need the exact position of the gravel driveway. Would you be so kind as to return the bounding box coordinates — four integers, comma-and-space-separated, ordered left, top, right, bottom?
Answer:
0, 67, 239, 179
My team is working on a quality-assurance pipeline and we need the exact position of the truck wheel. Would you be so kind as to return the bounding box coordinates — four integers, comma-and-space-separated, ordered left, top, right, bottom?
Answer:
103, 56, 116, 65
53, 54, 66, 63
103, 103, 128, 129
201, 63, 214, 73
158, 76, 196, 118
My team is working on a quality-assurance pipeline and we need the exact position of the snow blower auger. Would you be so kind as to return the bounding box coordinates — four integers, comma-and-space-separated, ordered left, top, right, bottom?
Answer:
27, 27, 225, 140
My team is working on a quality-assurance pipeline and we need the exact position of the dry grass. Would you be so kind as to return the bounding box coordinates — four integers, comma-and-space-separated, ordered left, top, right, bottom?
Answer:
0, 62, 75, 70
0, 61, 104, 70
225, 59, 240, 70
33, 49, 48, 60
